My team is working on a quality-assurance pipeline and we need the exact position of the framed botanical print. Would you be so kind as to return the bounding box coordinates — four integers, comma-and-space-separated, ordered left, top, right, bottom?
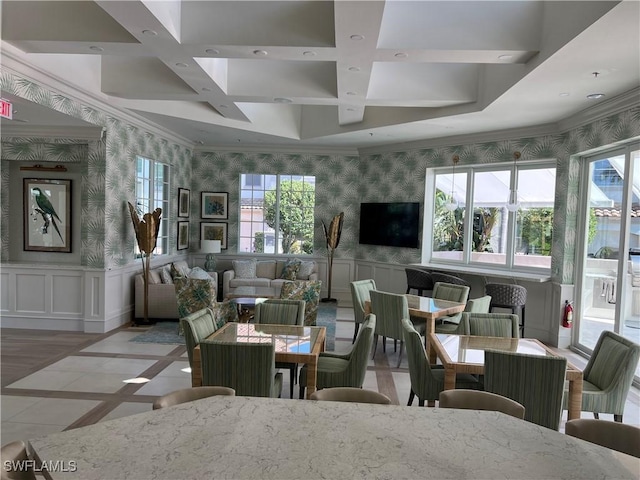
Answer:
200, 222, 227, 250
177, 221, 189, 250
23, 178, 72, 253
201, 191, 228, 219
178, 188, 190, 218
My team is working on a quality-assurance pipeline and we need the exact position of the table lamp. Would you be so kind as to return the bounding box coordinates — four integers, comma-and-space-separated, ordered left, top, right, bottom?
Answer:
201, 239, 221, 272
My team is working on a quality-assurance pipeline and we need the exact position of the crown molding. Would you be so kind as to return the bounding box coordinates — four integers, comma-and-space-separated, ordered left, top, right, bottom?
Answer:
557, 87, 640, 132
1, 124, 103, 141
194, 143, 359, 157
1, 45, 194, 149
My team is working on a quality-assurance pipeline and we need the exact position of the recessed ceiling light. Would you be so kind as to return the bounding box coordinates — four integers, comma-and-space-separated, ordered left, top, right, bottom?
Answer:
274, 97, 292, 103
205, 48, 219, 55
348, 66, 360, 72
559, 92, 570, 97
175, 62, 189, 68
219, 104, 228, 109
89, 46, 103, 52
395, 52, 408, 58
346, 91, 357, 96
587, 93, 605, 100
498, 54, 513, 61
142, 29, 157, 36
253, 50, 268, 56
303, 51, 316, 57
350, 34, 364, 41
202, 87, 212, 92
346, 108, 355, 112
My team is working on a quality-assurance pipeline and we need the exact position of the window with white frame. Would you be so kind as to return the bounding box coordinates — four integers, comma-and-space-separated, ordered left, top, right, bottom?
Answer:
239, 174, 315, 254
427, 160, 556, 271
135, 155, 169, 255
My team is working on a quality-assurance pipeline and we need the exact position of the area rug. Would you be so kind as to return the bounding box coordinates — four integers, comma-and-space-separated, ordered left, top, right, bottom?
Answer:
316, 303, 337, 351
130, 321, 184, 345
129, 304, 337, 350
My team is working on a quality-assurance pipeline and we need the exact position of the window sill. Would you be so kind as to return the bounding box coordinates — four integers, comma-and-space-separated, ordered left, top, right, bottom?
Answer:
412, 263, 552, 283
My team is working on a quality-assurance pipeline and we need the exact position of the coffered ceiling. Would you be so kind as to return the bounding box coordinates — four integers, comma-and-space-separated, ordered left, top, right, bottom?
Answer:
2, 1, 639, 151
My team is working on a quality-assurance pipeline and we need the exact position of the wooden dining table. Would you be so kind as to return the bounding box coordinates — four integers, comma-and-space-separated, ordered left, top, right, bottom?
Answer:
429, 333, 584, 420
191, 322, 326, 399
365, 294, 466, 355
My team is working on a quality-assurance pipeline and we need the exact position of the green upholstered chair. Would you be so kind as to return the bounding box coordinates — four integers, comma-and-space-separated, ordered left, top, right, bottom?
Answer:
465, 295, 492, 314
370, 290, 425, 368
254, 299, 306, 398
174, 276, 217, 319
152, 386, 236, 409
457, 312, 520, 338
562, 330, 640, 422
350, 279, 376, 344
402, 318, 480, 406
280, 280, 322, 326
1, 440, 36, 480
310, 387, 392, 405
565, 419, 640, 458
299, 314, 376, 399
433, 282, 470, 334
484, 350, 567, 430
180, 308, 217, 367
438, 389, 525, 419
200, 341, 283, 398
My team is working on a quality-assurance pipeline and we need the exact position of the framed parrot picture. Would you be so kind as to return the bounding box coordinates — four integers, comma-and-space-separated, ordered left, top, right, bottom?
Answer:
24, 178, 72, 253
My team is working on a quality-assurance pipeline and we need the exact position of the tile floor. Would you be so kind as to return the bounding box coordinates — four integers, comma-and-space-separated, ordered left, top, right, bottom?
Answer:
2, 306, 639, 446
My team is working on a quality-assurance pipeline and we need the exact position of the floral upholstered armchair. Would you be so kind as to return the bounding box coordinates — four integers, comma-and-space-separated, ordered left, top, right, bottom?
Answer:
280, 280, 322, 326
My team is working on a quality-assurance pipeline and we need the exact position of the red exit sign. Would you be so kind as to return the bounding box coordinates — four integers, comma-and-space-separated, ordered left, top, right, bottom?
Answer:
0, 99, 13, 119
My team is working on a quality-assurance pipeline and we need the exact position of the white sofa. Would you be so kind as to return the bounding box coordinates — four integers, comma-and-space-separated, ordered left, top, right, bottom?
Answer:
223, 259, 318, 299
134, 260, 217, 321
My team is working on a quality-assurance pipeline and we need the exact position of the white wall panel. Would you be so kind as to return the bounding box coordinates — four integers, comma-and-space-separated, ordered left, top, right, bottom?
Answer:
1, 272, 11, 312
51, 274, 83, 314
15, 273, 46, 312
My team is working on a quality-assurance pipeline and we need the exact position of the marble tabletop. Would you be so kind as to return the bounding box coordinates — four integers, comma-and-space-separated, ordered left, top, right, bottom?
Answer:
29, 396, 638, 480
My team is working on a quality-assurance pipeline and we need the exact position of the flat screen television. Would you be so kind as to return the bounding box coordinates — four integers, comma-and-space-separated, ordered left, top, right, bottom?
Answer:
359, 202, 420, 248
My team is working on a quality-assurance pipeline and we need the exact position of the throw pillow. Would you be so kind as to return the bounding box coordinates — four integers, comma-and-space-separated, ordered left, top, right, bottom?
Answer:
160, 266, 173, 284
148, 269, 162, 284
297, 260, 315, 280
233, 259, 257, 279
170, 263, 182, 279
189, 266, 212, 280
172, 261, 191, 277
280, 259, 301, 280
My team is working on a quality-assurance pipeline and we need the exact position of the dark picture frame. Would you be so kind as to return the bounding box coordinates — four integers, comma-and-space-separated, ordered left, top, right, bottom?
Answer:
177, 221, 189, 250
178, 188, 190, 218
201, 191, 228, 219
200, 222, 227, 250
23, 178, 72, 253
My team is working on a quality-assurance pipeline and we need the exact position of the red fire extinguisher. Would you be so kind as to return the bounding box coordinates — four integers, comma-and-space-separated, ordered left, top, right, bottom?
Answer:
563, 300, 573, 328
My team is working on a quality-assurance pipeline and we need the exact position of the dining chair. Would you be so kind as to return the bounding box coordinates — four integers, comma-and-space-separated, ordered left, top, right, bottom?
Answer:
1, 440, 36, 480
457, 312, 520, 338
565, 419, 640, 458
180, 308, 217, 368
153, 386, 236, 409
350, 279, 376, 344
484, 283, 527, 336
438, 389, 525, 419
299, 314, 376, 399
280, 280, 322, 326
310, 387, 392, 405
562, 330, 640, 422
432, 281, 470, 334
200, 340, 283, 398
405, 268, 434, 296
402, 318, 481, 406
370, 290, 424, 367
484, 350, 567, 430
465, 295, 492, 314
254, 298, 306, 398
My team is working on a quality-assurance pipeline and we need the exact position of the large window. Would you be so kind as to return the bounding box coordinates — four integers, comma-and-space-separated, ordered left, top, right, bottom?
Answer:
427, 160, 556, 271
239, 174, 315, 254
135, 155, 169, 255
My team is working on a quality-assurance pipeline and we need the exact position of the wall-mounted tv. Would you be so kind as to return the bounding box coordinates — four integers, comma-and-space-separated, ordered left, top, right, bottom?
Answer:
359, 202, 420, 248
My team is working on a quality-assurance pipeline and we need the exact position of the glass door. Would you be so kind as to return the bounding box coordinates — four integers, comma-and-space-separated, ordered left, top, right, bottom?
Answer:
577, 145, 640, 378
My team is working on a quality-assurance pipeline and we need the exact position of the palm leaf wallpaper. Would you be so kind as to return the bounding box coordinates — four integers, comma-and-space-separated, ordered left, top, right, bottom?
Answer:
1, 71, 639, 285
